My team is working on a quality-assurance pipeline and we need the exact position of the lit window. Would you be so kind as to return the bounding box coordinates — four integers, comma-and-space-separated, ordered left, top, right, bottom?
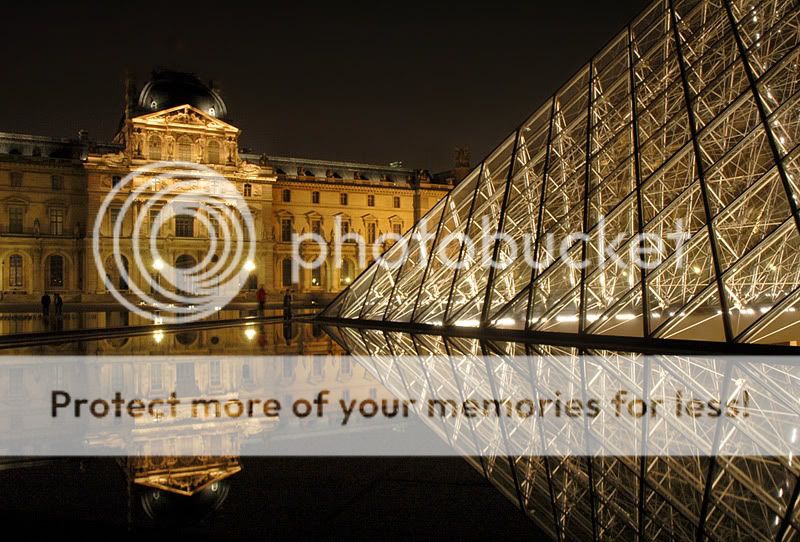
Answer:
178, 137, 192, 161
367, 222, 376, 244
281, 218, 293, 242
175, 216, 194, 237
244, 183, 252, 197
312, 191, 320, 204
340, 193, 348, 206
150, 100, 158, 110
149, 137, 162, 161
208, 107, 216, 117
282, 258, 293, 287
367, 195, 375, 207
311, 265, 322, 287
8, 207, 23, 233
49, 208, 64, 236
9, 255, 22, 288
339, 219, 350, 239
340, 258, 354, 286
47, 255, 64, 288
207, 140, 220, 164
392, 223, 403, 236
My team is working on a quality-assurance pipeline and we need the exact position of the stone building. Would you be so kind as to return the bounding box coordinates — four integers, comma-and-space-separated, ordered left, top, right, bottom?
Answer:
0, 70, 458, 306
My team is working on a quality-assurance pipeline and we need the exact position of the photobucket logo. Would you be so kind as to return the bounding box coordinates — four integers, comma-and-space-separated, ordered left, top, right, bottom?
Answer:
287, 215, 691, 279
92, 161, 256, 324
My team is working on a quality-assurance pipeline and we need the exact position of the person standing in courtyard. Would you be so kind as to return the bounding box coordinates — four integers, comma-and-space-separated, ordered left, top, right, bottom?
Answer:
256, 285, 267, 316
41, 292, 50, 319
54, 293, 63, 317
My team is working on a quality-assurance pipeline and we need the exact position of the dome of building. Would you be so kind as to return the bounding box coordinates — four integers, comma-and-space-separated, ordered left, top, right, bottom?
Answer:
137, 70, 228, 119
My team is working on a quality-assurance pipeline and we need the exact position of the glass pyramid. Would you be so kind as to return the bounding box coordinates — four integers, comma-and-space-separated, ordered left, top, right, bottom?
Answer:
322, 0, 800, 346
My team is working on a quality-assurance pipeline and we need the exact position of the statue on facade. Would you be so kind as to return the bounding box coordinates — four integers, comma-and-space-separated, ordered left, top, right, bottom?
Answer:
33, 218, 40, 238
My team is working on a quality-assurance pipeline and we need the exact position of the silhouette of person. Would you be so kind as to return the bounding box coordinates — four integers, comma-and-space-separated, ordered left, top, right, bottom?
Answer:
41, 293, 51, 318
54, 293, 63, 317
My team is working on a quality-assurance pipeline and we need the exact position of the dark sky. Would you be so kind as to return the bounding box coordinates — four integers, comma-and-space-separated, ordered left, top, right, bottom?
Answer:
0, 1, 646, 172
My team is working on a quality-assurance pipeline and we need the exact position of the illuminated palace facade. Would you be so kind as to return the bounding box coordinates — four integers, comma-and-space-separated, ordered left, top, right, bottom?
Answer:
0, 71, 458, 304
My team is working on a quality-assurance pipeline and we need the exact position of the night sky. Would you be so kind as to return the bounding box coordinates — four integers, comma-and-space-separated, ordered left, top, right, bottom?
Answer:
0, 1, 645, 172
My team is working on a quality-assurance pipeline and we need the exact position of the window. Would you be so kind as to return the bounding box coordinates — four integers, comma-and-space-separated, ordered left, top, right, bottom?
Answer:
109, 208, 120, 231
281, 218, 293, 242
367, 222, 377, 244
340, 193, 348, 206
207, 140, 220, 164
393, 196, 401, 208
210, 360, 221, 387
311, 219, 322, 236
149, 137, 162, 160
51, 175, 64, 190
112, 176, 121, 187
282, 189, 291, 202
47, 255, 64, 288
175, 216, 194, 237
208, 215, 219, 238
340, 258, 354, 286
9, 255, 22, 288
283, 358, 294, 379
244, 183, 252, 197
312, 191, 320, 204
311, 265, 322, 287
178, 137, 192, 161
8, 207, 23, 233
339, 219, 351, 239
50, 208, 64, 235
392, 223, 403, 236
149, 209, 162, 235
282, 258, 293, 287
150, 363, 163, 391
10, 172, 22, 187
367, 195, 375, 207
111, 365, 124, 390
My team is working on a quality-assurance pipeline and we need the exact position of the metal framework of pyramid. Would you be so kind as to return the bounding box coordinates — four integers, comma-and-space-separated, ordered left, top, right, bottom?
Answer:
322, 0, 800, 348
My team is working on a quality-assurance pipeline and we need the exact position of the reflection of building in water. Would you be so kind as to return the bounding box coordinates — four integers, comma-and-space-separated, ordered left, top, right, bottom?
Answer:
0, 324, 388, 495
126, 455, 240, 496
0, 70, 460, 305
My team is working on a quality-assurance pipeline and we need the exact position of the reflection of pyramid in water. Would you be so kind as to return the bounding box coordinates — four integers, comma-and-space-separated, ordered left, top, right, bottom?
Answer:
323, 0, 800, 345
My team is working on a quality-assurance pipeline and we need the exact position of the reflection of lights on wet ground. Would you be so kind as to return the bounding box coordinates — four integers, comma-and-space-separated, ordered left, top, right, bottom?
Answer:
153, 331, 164, 343
244, 327, 257, 340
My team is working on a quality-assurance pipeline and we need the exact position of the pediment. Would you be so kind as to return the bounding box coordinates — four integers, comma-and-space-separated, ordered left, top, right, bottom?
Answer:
133, 105, 239, 133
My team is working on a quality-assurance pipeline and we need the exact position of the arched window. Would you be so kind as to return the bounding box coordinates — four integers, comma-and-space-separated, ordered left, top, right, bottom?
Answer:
340, 258, 354, 286
8, 254, 23, 288
311, 263, 324, 288
104, 255, 129, 291
281, 258, 293, 287
175, 254, 197, 295
207, 140, 220, 164
149, 136, 162, 161
178, 137, 192, 161
46, 254, 65, 289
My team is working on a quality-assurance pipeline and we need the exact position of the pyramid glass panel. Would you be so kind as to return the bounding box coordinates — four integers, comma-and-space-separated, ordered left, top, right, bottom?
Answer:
321, 0, 800, 349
